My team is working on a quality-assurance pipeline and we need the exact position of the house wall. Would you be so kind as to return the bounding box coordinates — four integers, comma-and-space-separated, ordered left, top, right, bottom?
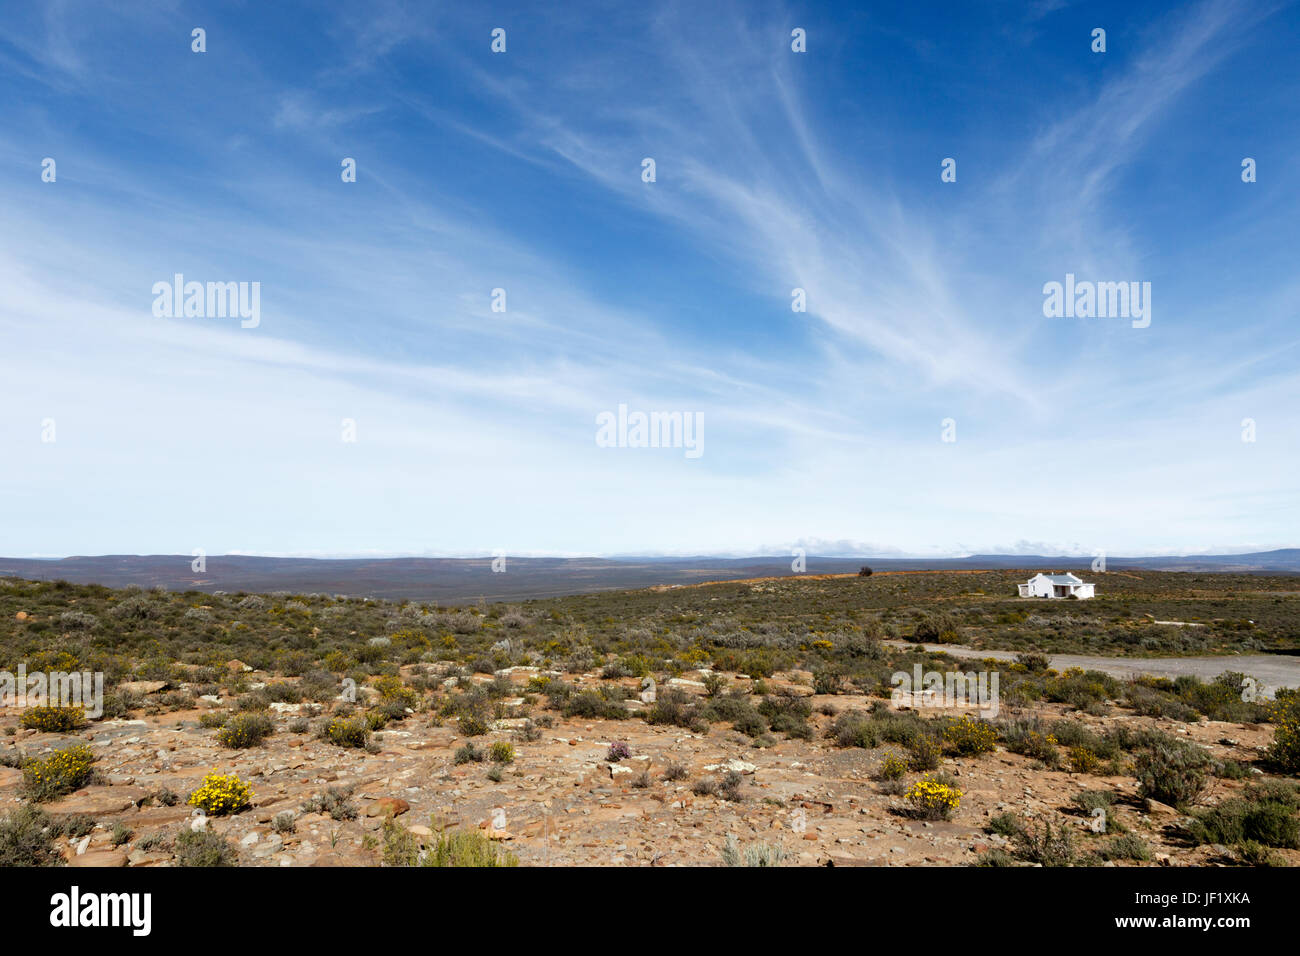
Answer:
1022, 576, 1054, 597
1019, 576, 1095, 598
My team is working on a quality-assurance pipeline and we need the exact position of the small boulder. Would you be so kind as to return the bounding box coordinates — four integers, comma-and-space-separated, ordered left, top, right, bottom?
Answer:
366, 797, 410, 819
118, 680, 168, 695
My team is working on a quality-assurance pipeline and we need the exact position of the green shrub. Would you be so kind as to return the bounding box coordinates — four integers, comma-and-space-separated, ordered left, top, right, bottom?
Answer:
758, 694, 813, 739
382, 818, 420, 866
646, 688, 702, 729
1186, 798, 1300, 849
702, 694, 767, 737
1236, 840, 1286, 867
692, 777, 717, 797
717, 770, 744, 802
0, 805, 64, 866
662, 762, 688, 782
913, 611, 959, 643
1214, 758, 1251, 780
61, 814, 95, 838
320, 716, 370, 748
301, 787, 357, 821
998, 717, 1061, 768
1070, 790, 1115, 815
721, 833, 787, 866
1009, 816, 1076, 866
559, 691, 628, 721
831, 711, 879, 749
1014, 652, 1050, 672
1044, 669, 1120, 711
458, 714, 489, 736
174, 828, 238, 866
454, 742, 483, 765
215, 712, 274, 748
1135, 741, 1210, 807
906, 733, 942, 771
1097, 834, 1151, 861
422, 828, 518, 867
986, 812, 1022, 837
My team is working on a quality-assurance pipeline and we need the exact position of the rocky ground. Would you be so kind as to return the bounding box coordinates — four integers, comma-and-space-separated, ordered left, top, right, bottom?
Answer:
3, 663, 1290, 867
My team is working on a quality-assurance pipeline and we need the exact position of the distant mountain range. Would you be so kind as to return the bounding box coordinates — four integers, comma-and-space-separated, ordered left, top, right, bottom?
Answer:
2, 550, 1299, 603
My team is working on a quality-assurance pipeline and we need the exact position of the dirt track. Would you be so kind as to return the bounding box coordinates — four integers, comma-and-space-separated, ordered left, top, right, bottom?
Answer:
886, 641, 1300, 697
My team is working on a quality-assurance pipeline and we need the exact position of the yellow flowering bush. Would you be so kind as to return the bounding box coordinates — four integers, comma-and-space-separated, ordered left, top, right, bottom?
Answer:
1267, 692, 1300, 774
18, 705, 87, 733
215, 712, 274, 749
375, 675, 418, 707
321, 716, 370, 748
904, 775, 962, 820
23, 744, 97, 800
943, 716, 998, 756
322, 650, 352, 672
23, 743, 97, 801
680, 646, 710, 665
188, 771, 253, 815
877, 751, 908, 781
25, 650, 81, 673
1068, 745, 1101, 774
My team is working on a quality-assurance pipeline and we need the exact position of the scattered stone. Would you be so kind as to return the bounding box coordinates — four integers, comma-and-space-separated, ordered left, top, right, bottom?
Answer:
118, 680, 168, 695
68, 849, 129, 867
366, 797, 411, 818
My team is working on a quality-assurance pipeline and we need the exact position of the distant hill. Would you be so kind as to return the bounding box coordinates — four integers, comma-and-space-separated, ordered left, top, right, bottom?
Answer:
966, 550, 1300, 572
2, 550, 1299, 603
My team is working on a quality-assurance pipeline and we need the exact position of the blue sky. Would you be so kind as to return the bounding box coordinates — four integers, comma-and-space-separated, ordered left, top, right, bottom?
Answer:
1, 0, 1298, 559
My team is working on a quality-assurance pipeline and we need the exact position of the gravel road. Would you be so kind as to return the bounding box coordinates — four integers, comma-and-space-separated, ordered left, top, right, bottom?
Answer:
885, 641, 1300, 697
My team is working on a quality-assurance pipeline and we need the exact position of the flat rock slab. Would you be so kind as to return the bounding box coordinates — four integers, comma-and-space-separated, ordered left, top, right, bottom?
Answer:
131, 805, 196, 827
118, 681, 168, 695
67, 849, 129, 867
46, 786, 151, 818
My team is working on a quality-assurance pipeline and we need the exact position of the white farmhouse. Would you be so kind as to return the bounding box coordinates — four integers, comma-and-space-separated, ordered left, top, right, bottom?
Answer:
1017, 572, 1095, 600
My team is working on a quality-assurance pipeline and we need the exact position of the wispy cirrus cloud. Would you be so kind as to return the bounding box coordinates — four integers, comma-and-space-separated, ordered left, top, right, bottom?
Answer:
0, 0, 1296, 558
